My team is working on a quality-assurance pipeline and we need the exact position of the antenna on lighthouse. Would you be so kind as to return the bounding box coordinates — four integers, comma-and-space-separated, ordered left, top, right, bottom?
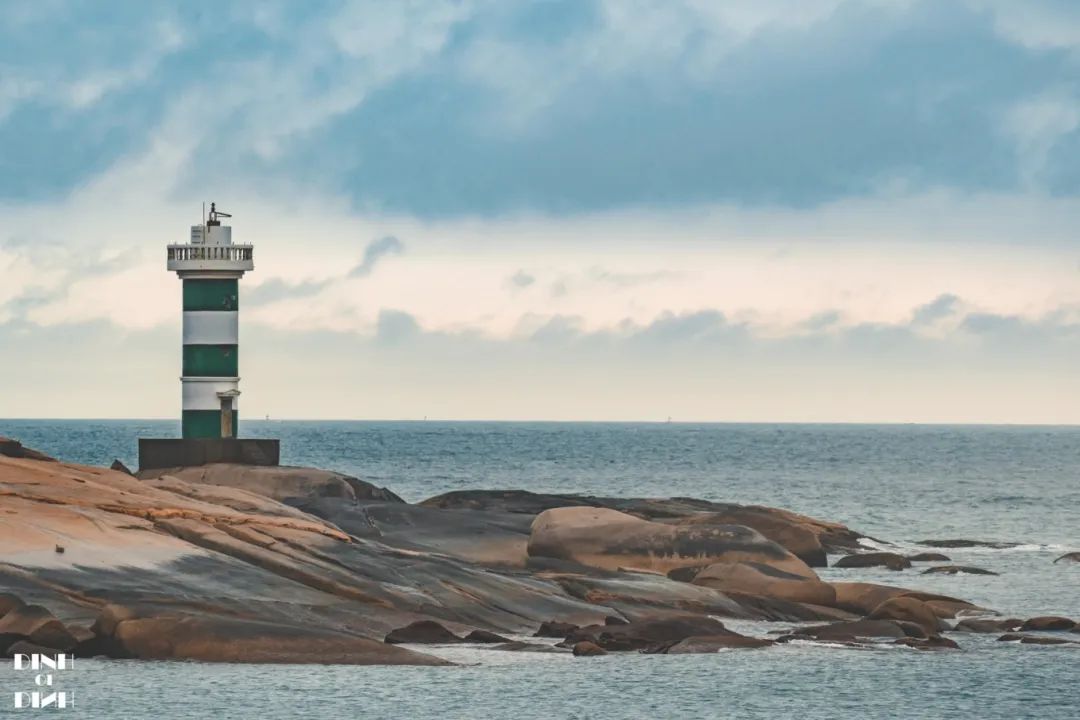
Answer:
207, 202, 232, 227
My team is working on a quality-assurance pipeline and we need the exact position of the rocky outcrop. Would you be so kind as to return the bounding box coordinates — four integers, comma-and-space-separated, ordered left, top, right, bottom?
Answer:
572, 641, 608, 656
867, 597, 947, 635
0, 437, 56, 462
385, 621, 464, 644
562, 615, 733, 652
921, 565, 998, 576
139, 463, 404, 505
691, 562, 836, 606
528, 507, 814, 576
1019, 616, 1076, 632
5, 437, 1059, 666
829, 582, 979, 618
422, 490, 864, 565
655, 634, 774, 653
907, 553, 950, 562
833, 552, 911, 570
915, 539, 1018, 549
954, 618, 1022, 633
786, 619, 926, 642
1054, 552, 1080, 564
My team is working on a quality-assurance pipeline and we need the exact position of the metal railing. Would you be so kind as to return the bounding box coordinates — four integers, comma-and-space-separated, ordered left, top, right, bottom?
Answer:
167, 244, 254, 262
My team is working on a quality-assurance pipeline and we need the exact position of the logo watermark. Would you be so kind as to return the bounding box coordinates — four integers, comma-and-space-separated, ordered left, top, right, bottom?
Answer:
12, 654, 74, 709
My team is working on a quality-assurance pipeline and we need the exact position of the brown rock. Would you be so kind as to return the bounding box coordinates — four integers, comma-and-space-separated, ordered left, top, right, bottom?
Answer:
565, 615, 732, 652
954, 618, 1021, 633
867, 597, 947, 635
796, 619, 925, 641
833, 552, 912, 570
113, 614, 449, 664
830, 582, 977, 617
534, 621, 579, 638
692, 561, 836, 606
139, 463, 404, 504
5, 641, 71, 658
384, 620, 462, 644
894, 636, 960, 650
0, 437, 56, 462
921, 565, 998, 576
528, 507, 815, 576
1019, 616, 1076, 632
463, 630, 511, 644
110, 459, 134, 476
907, 553, 951, 562
0, 594, 25, 619
572, 640, 608, 657
0, 605, 77, 651
1019, 636, 1076, 645
660, 634, 774, 653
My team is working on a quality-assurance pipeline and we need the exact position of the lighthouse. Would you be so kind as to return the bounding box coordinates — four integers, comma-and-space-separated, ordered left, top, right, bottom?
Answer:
165, 204, 252, 438
139, 205, 279, 470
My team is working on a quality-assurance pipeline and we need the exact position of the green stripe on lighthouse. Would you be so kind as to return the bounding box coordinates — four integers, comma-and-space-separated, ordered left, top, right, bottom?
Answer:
182, 410, 239, 439
183, 279, 238, 311
183, 344, 238, 376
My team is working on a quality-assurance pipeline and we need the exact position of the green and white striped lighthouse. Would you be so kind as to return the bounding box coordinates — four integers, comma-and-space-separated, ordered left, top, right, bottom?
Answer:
166, 204, 254, 439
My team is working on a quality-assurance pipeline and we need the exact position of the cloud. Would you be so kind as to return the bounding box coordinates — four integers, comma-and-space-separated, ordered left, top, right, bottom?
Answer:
246, 278, 331, 307
912, 293, 961, 325
5, 1, 1080, 215
348, 235, 404, 278
508, 270, 536, 289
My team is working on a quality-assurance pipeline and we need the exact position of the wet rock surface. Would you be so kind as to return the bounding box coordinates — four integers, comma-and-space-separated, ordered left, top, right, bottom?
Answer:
921, 565, 999, 576
0, 438, 1064, 664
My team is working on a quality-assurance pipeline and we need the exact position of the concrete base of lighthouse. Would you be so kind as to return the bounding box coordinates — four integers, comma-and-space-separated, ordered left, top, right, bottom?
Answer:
138, 438, 280, 471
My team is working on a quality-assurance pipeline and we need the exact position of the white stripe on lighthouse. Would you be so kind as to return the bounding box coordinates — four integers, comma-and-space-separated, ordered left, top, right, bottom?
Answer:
182, 311, 239, 345
182, 378, 241, 411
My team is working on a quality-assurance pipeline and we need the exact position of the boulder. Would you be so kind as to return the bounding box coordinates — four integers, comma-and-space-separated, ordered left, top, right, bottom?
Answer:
488, 641, 565, 653
793, 619, 925, 642
564, 615, 732, 652
907, 553, 951, 562
5, 640, 69, 658
463, 629, 511, 644
421, 490, 865, 565
867, 597, 947, 635
954, 618, 1023, 633
534, 621, 579, 638
894, 636, 959, 650
1054, 552, 1080, 564
691, 561, 836, 606
0, 594, 25, 618
528, 507, 814, 576
658, 634, 774, 653
916, 539, 1018, 549
829, 582, 977, 617
111, 614, 449, 664
0, 437, 56, 462
921, 566, 998, 576
384, 621, 463, 644
1019, 616, 1076, 632
110, 459, 134, 476
572, 641, 608, 657
833, 553, 911, 570
1019, 636, 1076, 645
0, 605, 77, 651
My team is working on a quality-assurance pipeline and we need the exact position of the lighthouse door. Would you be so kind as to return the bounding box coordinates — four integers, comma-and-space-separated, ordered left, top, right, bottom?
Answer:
219, 396, 234, 438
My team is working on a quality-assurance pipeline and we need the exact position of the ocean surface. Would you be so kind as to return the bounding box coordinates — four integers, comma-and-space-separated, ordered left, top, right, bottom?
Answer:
1, 420, 1077, 719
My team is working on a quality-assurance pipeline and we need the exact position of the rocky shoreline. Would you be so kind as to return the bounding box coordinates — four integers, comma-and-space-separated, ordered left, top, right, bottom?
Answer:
0, 437, 1075, 664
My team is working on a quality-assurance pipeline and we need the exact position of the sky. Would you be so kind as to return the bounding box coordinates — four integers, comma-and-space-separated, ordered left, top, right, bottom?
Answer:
1, 0, 1079, 423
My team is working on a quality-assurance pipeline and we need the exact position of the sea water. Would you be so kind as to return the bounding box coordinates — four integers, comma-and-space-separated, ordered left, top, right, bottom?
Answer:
1, 420, 1077, 719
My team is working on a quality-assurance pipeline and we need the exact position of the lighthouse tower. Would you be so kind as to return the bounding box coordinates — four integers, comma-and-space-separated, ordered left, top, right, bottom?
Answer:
139, 204, 278, 471
166, 204, 253, 439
